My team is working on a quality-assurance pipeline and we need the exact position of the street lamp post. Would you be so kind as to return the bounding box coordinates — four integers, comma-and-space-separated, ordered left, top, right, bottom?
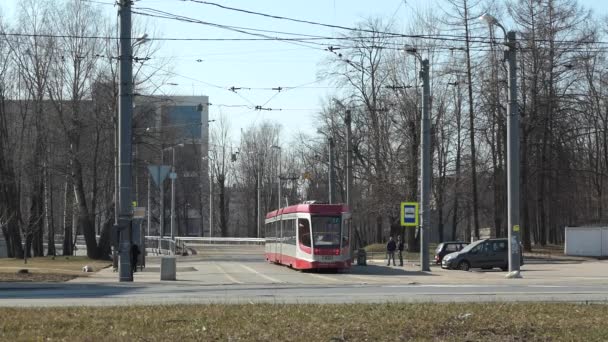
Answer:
480, 13, 521, 277
345, 110, 353, 207
170, 144, 184, 240
404, 47, 431, 272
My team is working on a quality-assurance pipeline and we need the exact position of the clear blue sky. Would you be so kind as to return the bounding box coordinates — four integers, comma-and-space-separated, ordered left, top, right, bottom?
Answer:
2, 0, 607, 142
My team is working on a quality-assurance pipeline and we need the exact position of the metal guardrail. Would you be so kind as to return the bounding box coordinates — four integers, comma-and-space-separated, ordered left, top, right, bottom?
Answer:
144, 236, 187, 256
176, 237, 265, 246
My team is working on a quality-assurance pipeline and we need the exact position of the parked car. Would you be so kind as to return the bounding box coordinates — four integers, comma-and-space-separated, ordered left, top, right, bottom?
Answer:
441, 238, 524, 271
434, 241, 468, 264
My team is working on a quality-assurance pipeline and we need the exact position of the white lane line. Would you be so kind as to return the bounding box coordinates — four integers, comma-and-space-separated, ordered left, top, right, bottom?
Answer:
343, 274, 382, 283
306, 273, 341, 283
215, 264, 243, 284
239, 264, 285, 284
527, 285, 566, 288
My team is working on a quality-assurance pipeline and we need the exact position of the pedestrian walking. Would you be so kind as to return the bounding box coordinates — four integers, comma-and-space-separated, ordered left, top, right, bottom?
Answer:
386, 236, 396, 266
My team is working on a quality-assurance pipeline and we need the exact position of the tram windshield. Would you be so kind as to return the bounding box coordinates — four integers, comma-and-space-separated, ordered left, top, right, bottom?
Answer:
311, 216, 342, 249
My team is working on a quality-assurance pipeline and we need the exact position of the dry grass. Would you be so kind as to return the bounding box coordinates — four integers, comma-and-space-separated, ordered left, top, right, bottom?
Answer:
0, 256, 111, 282
1, 302, 607, 341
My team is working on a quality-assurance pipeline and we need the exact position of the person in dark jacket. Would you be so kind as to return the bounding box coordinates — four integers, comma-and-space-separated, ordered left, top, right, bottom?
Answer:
397, 235, 405, 266
131, 244, 140, 273
386, 237, 397, 266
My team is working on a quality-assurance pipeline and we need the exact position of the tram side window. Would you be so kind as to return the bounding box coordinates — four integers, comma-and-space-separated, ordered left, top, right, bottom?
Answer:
298, 219, 311, 247
285, 219, 296, 245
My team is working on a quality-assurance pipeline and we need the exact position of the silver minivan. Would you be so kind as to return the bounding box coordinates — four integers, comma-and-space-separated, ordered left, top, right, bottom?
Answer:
441, 238, 523, 271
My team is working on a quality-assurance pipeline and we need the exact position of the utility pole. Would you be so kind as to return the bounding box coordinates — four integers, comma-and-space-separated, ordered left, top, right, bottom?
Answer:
160, 149, 165, 238
506, 30, 521, 275
480, 14, 521, 277
328, 137, 336, 204
117, 0, 133, 282
209, 170, 213, 237
257, 157, 261, 238
147, 174, 151, 237
405, 47, 430, 272
420, 59, 431, 272
345, 110, 353, 207
170, 147, 176, 239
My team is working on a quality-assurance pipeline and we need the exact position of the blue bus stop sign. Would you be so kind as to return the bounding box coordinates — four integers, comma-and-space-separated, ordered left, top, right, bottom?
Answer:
400, 202, 419, 227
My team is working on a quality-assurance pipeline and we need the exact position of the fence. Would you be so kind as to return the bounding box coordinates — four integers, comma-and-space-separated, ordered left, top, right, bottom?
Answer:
176, 237, 265, 246
144, 236, 187, 256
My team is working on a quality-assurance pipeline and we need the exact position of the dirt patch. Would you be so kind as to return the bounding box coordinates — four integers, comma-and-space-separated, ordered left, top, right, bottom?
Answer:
0, 272, 77, 282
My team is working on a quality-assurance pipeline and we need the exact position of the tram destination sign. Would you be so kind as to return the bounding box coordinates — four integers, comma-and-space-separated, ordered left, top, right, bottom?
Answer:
400, 202, 419, 227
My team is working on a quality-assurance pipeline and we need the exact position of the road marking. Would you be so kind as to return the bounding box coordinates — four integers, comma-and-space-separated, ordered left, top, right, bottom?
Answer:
215, 264, 243, 284
239, 264, 284, 283
527, 285, 566, 288
343, 274, 383, 283
306, 273, 340, 283
384, 284, 490, 288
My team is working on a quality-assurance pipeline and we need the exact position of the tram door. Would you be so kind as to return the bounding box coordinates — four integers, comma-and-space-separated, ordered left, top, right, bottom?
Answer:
273, 218, 280, 262
278, 218, 283, 263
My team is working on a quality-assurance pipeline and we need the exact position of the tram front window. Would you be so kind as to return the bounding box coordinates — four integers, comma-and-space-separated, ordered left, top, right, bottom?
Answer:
311, 216, 341, 249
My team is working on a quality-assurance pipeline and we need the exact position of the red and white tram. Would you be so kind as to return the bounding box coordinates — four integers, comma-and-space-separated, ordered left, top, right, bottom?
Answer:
264, 203, 352, 270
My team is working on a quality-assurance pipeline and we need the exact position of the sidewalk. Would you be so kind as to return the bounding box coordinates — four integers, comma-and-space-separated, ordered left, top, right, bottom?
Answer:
70, 257, 608, 287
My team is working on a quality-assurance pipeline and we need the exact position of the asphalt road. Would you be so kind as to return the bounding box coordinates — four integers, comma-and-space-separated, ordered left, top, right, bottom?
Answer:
1, 245, 607, 307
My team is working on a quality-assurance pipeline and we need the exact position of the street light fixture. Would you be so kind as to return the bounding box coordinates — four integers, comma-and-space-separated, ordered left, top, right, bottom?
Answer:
403, 45, 431, 272
480, 13, 522, 278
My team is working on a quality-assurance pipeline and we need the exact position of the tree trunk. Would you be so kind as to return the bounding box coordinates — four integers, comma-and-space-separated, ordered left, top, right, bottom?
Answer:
218, 175, 228, 237
45, 158, 56, 256
63, 174, 74, 256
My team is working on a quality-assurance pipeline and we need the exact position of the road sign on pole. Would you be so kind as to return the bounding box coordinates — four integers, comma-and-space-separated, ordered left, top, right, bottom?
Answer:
148, 165, 171, 188
400, 202, 419, 227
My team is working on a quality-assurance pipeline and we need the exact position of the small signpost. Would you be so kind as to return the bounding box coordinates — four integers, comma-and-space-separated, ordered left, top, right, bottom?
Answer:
148, 165, 171, 188
400, 202, 419, 227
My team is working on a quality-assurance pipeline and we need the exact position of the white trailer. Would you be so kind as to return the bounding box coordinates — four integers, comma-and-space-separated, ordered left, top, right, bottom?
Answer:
564, 226, 608, 257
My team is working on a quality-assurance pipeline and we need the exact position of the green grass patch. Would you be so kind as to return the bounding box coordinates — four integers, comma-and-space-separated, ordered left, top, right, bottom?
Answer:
0, 256, 111, 281
1, 303, 606, 341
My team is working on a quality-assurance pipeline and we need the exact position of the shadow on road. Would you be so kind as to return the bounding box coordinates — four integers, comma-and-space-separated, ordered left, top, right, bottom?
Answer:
347, 265, 436, 277
0, 283, 143, 300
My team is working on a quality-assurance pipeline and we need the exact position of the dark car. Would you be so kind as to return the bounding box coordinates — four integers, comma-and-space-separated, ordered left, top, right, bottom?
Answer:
441, 238, 524, 271
434, 241, 468, 264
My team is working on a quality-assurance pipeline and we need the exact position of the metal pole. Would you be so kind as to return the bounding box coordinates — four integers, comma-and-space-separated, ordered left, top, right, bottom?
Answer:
158, 151, 165, 239
345, 110, 353, 207
118, 0, 133, 282
171, 147, 176, 240
147, 173, 151, 237
328, 137, 336, 204
506, 31, 521, 275
209, 170, 213, 237
420, 59, 431, 272
257, 157, 261, 238
278, 148, 282, 209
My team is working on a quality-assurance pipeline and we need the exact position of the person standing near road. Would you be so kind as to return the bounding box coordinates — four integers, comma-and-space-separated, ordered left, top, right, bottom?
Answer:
397, 235, 404, 266
131, 244, 140, 273
386, 236, 396, 266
